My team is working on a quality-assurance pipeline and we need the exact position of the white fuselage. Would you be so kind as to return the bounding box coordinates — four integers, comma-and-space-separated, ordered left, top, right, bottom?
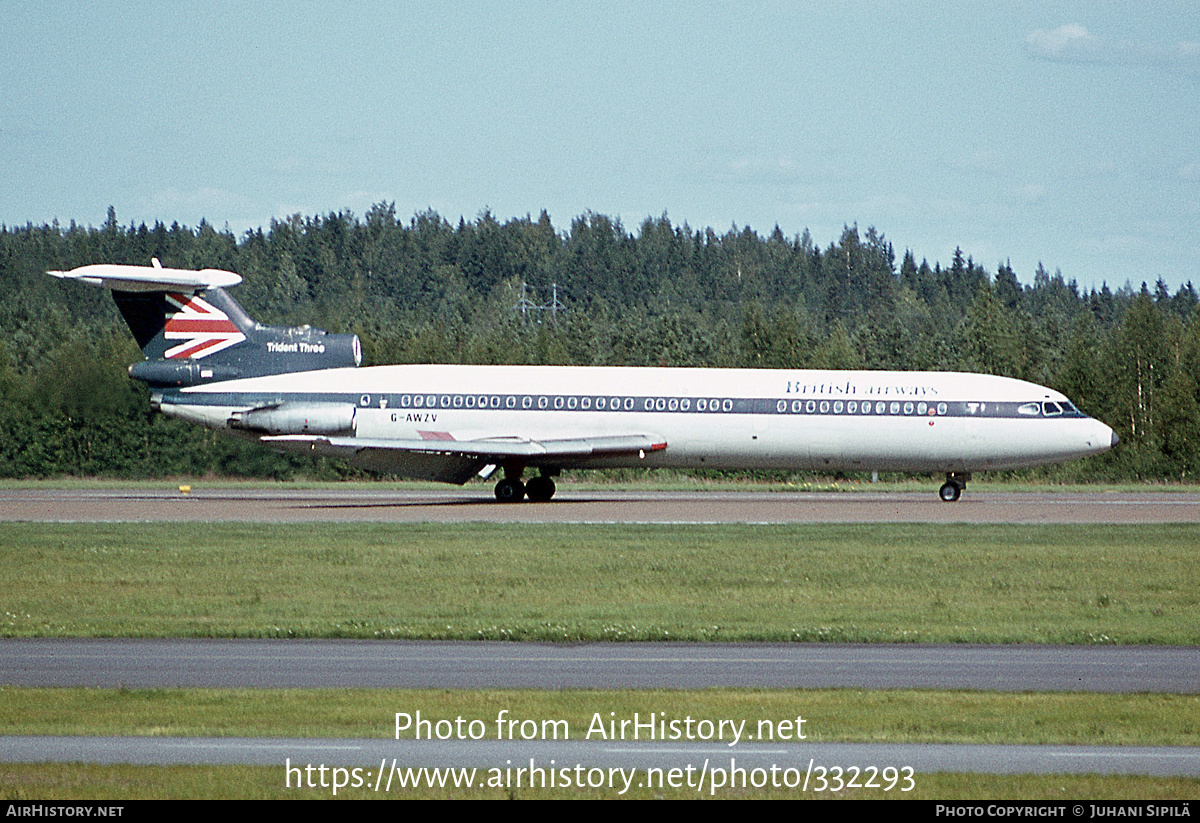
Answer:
158, 365, 1117, 475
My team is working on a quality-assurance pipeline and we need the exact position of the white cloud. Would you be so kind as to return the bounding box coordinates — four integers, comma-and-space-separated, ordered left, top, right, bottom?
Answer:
1025, 24, 1101, 62
1025, 24, 1200, 77
1013, 184, 1046, 202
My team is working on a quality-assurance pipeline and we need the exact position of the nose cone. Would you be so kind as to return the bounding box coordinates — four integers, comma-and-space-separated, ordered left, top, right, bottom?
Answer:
1091, 420, 1118, 454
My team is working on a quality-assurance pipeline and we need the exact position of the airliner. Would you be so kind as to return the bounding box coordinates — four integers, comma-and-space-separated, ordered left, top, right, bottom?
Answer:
50, 260, 1118, 502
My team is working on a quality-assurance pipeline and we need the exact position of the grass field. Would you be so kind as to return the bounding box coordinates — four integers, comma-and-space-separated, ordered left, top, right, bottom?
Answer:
0, 763, 1190, 801
3, 688, 1200, 746
4, 517, 1198, 799
2, 764, 1198, 800
1, 522, 1197, 643
3, 688, 1199, 800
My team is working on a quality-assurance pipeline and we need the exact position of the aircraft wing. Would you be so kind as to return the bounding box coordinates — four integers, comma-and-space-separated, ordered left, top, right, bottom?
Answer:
260, 433, 668, 484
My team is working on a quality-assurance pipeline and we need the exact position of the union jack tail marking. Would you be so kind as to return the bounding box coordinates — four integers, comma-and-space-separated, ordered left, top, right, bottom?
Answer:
163, 293, 247, 359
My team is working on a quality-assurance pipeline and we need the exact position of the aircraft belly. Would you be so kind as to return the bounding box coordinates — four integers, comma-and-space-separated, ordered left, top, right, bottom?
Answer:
656, 415, 773, 468
782, 416, 957, 472
347, 450, 485, 484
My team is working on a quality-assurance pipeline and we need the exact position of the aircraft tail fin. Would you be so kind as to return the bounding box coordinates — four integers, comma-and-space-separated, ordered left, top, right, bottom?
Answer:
49, 259, 361, 387
110, 285, 254, 360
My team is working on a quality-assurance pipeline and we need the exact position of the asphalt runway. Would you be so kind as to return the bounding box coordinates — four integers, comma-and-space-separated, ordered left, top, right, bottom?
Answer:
4, 487, 1200, 523
3, 639, 1198, 692
7, 737, 1199, 779
4, 641, 1199, 778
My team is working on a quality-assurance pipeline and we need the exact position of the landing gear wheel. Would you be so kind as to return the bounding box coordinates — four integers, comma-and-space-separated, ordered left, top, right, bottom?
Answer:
939, 481, 962, 502
494, 478, 526, 503
525, 475, 556, 502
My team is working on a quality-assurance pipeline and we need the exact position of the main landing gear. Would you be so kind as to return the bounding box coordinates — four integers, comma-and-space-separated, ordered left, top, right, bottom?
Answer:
494, 477, 525, 502
525, 475, 556, 502
938, 472, 970, 502
493, 470, 557, 503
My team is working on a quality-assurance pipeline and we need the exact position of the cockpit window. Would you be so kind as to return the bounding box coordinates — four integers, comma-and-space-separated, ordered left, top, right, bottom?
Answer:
1042, 401, 1062, 416
1017, 402, 1041, 416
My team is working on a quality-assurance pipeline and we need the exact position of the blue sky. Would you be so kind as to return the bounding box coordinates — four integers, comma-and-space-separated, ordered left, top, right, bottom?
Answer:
3, 1, 1197, 291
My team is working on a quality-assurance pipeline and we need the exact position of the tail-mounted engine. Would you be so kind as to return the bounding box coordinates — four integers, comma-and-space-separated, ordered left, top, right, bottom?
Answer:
228, 403, 357, 436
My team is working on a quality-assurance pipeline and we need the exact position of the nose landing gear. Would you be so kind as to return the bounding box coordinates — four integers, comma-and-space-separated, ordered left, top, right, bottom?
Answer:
938, 472, 970, 502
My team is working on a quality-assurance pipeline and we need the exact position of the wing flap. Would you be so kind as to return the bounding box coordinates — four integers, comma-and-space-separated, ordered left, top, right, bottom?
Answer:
260, 433, 667, 483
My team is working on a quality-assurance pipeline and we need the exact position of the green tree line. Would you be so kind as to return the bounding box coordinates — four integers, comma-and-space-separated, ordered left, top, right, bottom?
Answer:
2, 204, 1198, 480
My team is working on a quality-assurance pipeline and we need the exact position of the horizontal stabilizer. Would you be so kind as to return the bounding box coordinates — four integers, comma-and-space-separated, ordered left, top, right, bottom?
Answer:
48, 259, 241, 292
